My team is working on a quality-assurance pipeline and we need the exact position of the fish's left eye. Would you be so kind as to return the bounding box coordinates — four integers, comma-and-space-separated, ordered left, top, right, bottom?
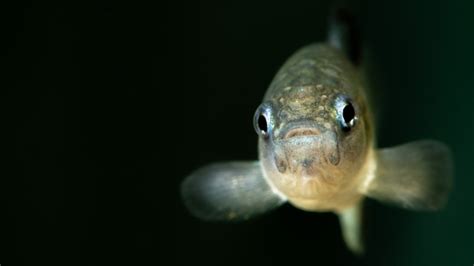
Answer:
341, 102, 356, 131
343, 103, 355, 125
336, 97, 357, 132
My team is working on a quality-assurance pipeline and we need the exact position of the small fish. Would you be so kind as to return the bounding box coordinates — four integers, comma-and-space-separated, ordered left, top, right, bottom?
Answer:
181, 8, 453, 255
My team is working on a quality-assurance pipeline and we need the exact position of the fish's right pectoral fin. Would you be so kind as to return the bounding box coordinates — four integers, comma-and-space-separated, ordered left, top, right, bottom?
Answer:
180, 161, 286, 221
364, 140, 453, 211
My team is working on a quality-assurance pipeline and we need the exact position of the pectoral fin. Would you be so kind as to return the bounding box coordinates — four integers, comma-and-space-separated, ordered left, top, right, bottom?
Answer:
181, 161, 286, 221
365, 140, 453, 211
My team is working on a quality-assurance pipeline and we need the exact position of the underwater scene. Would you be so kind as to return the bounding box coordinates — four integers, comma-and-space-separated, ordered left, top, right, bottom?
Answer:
8, 0, 473, 265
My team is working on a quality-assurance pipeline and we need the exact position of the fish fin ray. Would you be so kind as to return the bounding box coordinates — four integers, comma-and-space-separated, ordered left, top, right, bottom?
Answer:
365, 140, 453, 210
181, 161, 286, 221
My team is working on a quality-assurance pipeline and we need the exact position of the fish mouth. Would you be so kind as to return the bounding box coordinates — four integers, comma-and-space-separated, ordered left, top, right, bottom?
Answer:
285, 128, 321, 139
279, 121, 323, 140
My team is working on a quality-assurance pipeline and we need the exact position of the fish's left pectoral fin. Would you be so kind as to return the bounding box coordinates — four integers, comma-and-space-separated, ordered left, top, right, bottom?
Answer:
364, 140, 453, 211
181, 161, 286, 222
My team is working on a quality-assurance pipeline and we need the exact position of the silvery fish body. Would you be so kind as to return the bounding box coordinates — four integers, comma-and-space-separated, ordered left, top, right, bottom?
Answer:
181, 11, 453, 255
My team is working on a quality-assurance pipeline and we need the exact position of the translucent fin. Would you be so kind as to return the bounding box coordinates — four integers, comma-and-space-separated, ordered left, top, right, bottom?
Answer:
338, 201, 364, 256
327, 5, 361, 65
365, 140, 453, 210
180, 161, 286, 221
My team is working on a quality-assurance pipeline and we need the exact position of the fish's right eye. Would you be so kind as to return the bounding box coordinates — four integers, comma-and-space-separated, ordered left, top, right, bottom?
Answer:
258, 114, 268, 134
253, 104, 272, 138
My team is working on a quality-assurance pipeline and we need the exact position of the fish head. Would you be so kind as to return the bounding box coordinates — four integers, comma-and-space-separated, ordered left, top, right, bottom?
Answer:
254, 84, 371, 207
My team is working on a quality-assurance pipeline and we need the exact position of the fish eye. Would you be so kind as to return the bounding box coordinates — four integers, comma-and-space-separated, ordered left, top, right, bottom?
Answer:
336, 97, 357, 132
254, 104, 272, 138
258, 115, 268, 134
343, 103, 355, 125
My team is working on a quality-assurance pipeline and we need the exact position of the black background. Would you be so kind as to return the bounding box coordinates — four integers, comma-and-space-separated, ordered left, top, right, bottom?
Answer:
6, 0, 473, 265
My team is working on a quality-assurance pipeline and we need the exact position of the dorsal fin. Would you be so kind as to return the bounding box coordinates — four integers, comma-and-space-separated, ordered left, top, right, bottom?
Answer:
327, 5, 362, 66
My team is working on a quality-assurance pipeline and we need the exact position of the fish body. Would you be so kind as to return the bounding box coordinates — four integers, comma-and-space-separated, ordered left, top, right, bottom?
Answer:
181, 10, 453, 255
257, 44, 373, 213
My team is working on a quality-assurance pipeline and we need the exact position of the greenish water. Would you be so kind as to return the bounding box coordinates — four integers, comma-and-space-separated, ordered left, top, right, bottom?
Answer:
365, 1, 474, 265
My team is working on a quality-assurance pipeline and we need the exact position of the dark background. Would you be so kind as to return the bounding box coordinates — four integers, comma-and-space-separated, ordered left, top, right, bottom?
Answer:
6, 0, 473, 265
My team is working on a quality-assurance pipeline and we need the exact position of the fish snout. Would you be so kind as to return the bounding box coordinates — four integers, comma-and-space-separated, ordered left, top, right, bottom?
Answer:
285, 127, 321, 139
279, 121, 326, 140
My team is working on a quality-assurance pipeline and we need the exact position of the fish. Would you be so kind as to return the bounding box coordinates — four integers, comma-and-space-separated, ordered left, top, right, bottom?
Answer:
180, 8, 453, 255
